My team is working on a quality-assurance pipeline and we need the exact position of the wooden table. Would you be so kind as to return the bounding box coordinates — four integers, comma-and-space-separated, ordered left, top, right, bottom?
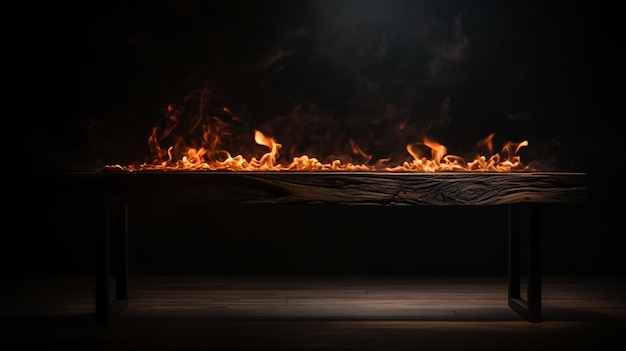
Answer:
51, 171, 588, 323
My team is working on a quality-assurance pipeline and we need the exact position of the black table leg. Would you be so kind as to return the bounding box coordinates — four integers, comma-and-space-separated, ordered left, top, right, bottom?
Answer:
94, 202, 541, 322
508, 203, 542, 322
96, 204, 129, 323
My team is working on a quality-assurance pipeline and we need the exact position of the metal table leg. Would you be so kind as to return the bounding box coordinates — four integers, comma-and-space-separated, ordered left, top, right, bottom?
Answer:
508, 203, 542, 322
96, 204, 129, 323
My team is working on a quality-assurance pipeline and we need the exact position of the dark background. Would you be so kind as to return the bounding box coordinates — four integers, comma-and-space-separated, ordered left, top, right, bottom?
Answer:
1, 0, 623, 277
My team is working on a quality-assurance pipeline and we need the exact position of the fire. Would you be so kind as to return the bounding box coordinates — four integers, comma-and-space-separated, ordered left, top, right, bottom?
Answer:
104, 89, 530, 173
106, 127, 530, 173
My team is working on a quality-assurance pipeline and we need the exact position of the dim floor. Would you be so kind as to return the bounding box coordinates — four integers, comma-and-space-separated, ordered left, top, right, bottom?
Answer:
1, 275, 625, 350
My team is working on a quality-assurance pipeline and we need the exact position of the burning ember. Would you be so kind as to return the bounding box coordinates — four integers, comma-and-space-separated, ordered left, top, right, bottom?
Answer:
105, 89, 530, 173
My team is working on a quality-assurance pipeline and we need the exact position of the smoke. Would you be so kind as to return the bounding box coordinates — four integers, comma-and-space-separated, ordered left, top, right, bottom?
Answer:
426, 13, 468, 77
202, 0, 474, 165
97, 0, 477, 168
10, 1, 591, 173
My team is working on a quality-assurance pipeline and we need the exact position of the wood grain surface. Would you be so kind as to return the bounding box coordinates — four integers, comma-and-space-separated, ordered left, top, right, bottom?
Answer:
52, 171, 587, 206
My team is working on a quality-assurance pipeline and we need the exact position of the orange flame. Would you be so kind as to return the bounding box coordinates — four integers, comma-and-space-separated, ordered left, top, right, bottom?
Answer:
107, 127, 530, 172
105, 89, 531, 173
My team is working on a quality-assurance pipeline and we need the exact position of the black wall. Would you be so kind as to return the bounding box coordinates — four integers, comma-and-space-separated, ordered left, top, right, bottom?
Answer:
2, 0, 623, 277
34, 202, 591, 276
